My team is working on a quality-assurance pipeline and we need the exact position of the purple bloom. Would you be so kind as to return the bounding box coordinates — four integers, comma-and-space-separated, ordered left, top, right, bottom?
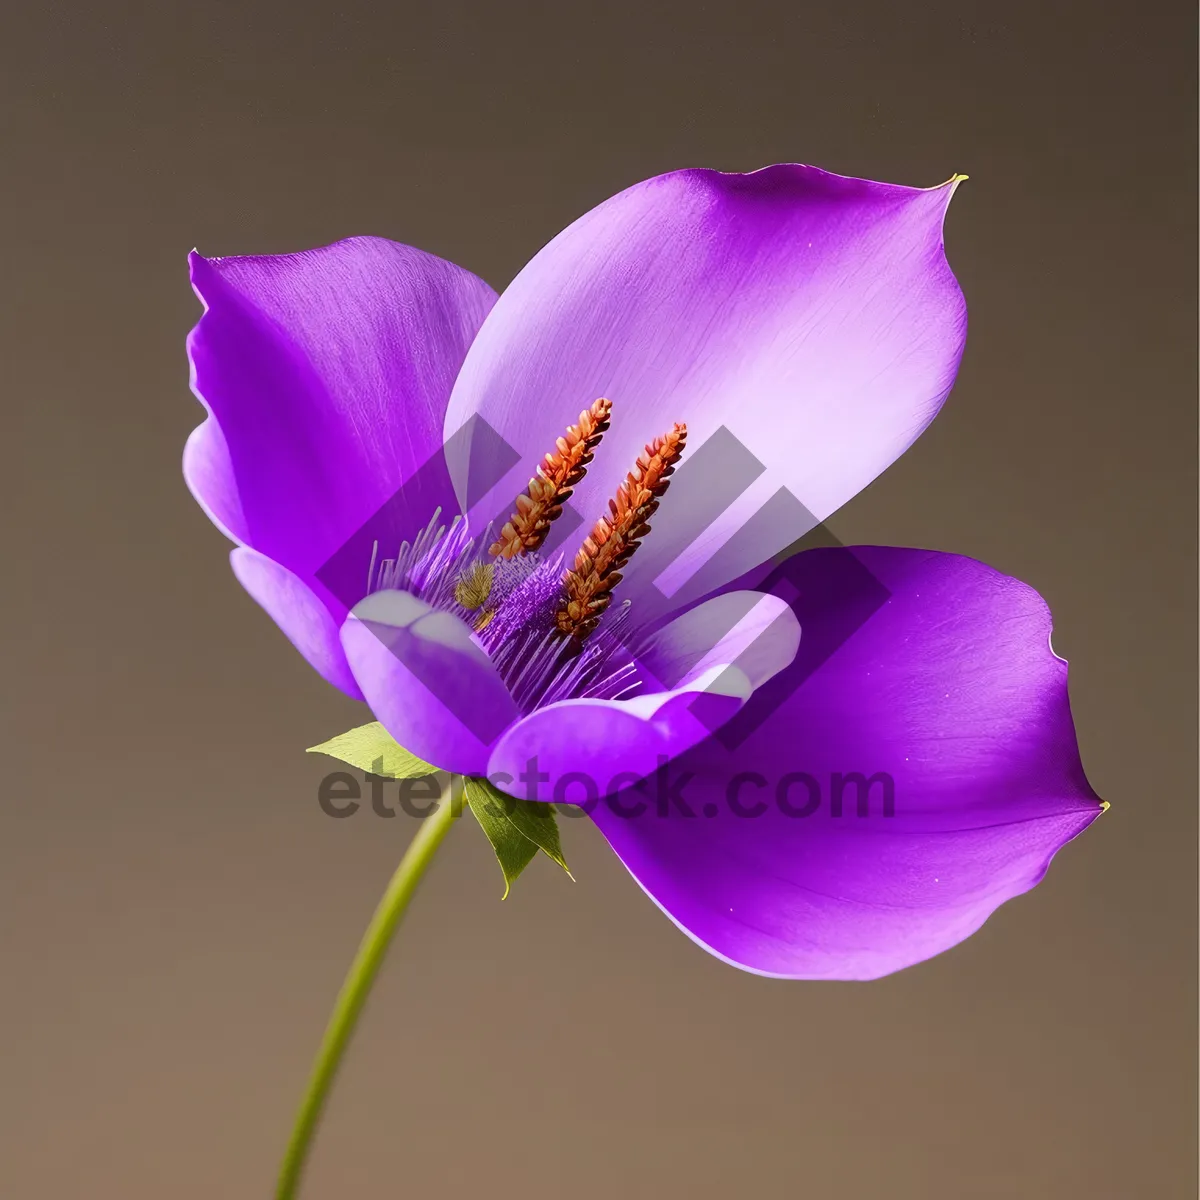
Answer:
185, 164, 1102, 979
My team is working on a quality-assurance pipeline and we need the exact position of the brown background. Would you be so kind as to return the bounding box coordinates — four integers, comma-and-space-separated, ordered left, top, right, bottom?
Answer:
2, 2, 1196, 1197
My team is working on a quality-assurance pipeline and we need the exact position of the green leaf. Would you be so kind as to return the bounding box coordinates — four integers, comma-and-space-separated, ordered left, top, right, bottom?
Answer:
307, 722, 438, 779
462, 776, 539, 898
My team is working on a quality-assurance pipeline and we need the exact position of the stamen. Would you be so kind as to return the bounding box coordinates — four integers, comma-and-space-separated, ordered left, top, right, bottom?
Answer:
487, 592, 638, 712
454, 561, 497, 631
366, 509, 478, 610
454, 561, 494, 611
367, 510, 445, 594
488, 397, 613, 559
477, 557, 566, 657
555, 423, 687, 640
536, 601, 638, 707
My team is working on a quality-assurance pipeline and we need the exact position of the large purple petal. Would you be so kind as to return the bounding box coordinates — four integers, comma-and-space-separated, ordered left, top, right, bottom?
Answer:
185, 237, 497, 580
444, 167, 967, 609
589, 548, 1103, 980
231, 548, 363, 699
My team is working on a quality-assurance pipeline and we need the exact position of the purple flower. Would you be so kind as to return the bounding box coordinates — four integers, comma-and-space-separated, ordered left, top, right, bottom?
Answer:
185, 164, 1102, 979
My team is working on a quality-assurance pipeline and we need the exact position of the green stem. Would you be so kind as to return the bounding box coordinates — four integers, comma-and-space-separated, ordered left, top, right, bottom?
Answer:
275, 783, 459, 1200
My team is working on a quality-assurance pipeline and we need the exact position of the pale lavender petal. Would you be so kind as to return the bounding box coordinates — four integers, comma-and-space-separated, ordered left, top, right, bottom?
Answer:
341, 590, 519, 776
637, 590, 801, 692
444, 167, 967, 606
230, 548, 363, 699
186, 237, 497, 579
590, 548, 1104, 980
488, 666, 750, 801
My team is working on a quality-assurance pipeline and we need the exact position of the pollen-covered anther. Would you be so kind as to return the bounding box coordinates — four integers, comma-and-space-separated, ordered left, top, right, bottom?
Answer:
555, 422, 687, 640
454, 561, 494, 611
488, 397, 613, 559
454, 561, 498, 630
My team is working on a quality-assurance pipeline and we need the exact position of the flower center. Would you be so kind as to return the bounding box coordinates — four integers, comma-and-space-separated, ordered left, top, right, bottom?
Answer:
364, 400, 686, 714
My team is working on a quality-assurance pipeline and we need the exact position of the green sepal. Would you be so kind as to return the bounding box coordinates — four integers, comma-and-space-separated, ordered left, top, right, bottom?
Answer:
461, 775, 573, 898
494, 790, 572, 877
306, 722, 438, 779
461, 777, 538, 898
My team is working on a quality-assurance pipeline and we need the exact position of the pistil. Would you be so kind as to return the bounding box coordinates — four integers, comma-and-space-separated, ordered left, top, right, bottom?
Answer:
555, 423, 687, 639
488, 397, 612, 559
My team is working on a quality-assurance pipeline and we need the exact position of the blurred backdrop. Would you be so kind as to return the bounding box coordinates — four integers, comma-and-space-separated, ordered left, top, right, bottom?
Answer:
2, 2, 1196, 1197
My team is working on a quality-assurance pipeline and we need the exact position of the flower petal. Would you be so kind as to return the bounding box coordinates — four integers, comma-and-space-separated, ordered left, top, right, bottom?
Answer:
341, 590, 519, 776
637, 590, 801, 692
487, 665, 751, 801
444, 167, 966, 608
230, 548, 363, 699
186, 237, 497, 579
589, 548, 1104, 980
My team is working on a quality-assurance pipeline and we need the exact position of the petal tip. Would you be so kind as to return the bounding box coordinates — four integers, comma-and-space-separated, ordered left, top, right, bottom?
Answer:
927, 172, 968, 218
186, 249, 218, 303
